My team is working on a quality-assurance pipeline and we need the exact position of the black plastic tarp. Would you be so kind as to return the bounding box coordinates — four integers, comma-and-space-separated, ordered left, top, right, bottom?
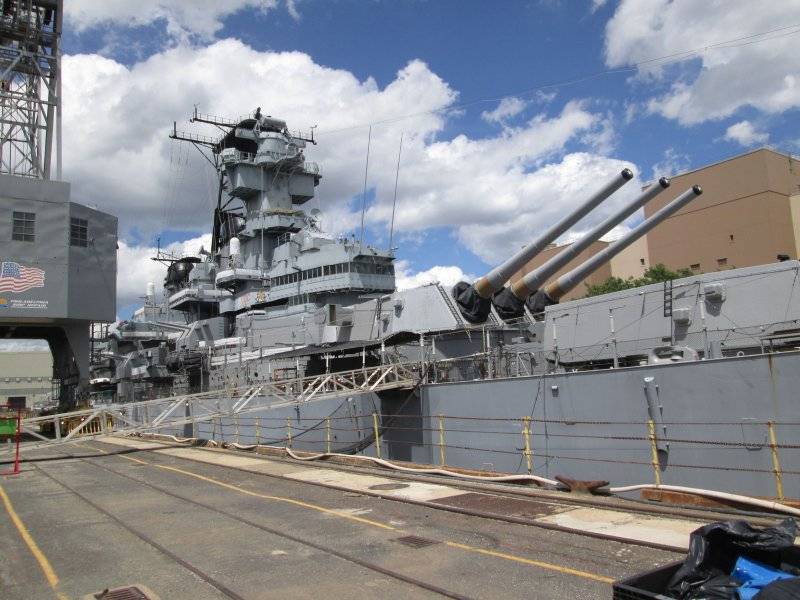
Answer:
666, 519, 798, 599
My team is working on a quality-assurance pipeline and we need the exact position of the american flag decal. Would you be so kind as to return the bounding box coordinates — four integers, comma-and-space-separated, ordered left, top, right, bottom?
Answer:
0, 262, 45, 293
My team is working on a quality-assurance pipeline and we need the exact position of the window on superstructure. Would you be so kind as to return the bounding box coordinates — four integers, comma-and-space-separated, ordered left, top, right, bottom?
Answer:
70, 217, 88, 247
12, 211, 35, 242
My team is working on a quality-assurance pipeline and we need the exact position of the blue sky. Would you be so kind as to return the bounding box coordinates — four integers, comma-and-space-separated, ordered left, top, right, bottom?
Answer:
57, 0, 800, 316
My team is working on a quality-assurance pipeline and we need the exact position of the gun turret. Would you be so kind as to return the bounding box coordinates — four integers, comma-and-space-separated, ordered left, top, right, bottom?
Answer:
493, 176, 671, 320
453, 168, 634, 323
528, 184, 704, 312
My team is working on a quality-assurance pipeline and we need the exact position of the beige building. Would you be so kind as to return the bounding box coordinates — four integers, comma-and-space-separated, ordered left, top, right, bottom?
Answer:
513, 148, 800, 300
644, 148, 800, 273
0, 351, 54, 409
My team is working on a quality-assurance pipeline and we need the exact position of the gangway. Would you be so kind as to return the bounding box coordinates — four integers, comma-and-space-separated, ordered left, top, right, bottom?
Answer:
7, 362, 419, 452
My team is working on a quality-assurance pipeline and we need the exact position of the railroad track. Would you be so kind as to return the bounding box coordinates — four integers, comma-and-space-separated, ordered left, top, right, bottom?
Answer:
33, 445, 477, 600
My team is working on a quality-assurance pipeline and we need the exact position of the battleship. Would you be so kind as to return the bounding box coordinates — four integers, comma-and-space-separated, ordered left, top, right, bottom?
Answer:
77, 105, 800, 504
5, 6, 800, 599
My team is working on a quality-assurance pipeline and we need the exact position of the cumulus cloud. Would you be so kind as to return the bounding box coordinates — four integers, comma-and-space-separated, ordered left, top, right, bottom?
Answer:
481, 97, 527, 124
395, 261, 475, 291
604, 1, 800, 124
61, 41, 645, 311
61, 44, 455, 239
66, 1, 281, 42
117, 234, 212, 310
724, 121, 770, 146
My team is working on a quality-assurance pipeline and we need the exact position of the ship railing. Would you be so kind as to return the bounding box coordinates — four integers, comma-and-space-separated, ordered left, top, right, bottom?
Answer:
176, 411, 800, 502
12, 360, 423, 450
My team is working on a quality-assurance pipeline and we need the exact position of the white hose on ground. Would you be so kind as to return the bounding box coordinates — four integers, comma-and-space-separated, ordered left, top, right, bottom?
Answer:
281, 447, 559, 487
157, 434, 196, 443
136, 433, 800, 517
608, 484, 800, 518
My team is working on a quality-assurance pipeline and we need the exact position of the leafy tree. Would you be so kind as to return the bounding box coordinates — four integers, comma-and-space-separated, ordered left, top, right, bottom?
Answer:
584, 263, 695, 297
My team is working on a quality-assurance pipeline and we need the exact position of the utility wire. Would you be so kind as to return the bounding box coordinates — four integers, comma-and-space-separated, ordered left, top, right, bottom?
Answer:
315, 23, 800, 137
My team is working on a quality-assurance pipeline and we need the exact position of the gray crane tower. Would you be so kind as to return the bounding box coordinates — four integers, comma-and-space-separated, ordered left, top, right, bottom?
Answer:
0, 0, 118, 411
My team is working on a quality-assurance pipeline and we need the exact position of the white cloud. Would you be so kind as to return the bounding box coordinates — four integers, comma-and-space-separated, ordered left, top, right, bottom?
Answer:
66, 1, 280, 42
590, 0, 608, 13
724, 120, 770, 146
117, 234, 212, 309
651, 147, 690, 179
604, 1, 800, 124
481, 97, 527, 124
286, 0, 301, 20
395, 261, 475, 291
62, 41, 642, 310
61, 44, 456, 239
0, 339, 50, 352
452, 152, 639, 263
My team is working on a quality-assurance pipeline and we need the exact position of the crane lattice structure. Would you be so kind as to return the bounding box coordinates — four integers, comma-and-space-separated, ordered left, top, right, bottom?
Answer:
0, 0, 61, 179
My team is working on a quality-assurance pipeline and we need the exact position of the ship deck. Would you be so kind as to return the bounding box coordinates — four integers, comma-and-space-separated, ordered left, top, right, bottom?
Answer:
0, 436, 747, 599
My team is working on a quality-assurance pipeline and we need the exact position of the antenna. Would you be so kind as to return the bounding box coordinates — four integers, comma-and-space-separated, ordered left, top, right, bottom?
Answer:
359, 125, 372, 247
389, 132, 404, 250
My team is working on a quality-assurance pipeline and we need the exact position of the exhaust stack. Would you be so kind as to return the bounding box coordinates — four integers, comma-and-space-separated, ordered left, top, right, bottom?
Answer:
453, 168, 634, 323
493, 177, 671, 320
530, 184, 703, 312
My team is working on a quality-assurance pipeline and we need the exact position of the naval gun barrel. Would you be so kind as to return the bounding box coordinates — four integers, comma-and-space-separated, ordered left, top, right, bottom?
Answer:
532, 184, 704, 311
510, 177, 671, 300
454, 168, 634, 323
475, 168, 633, 296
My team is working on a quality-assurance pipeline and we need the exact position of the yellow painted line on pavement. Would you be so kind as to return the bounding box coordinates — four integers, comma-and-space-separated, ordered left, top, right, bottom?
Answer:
117, 453, 397, 531
0, 485, 69, 600
444, 541, 615, 584
105, 446, 615, 584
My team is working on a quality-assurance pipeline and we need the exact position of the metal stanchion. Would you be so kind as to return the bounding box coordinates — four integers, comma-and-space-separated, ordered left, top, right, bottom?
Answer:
372, 413, 381, 459
522, 416, 533, 474
767, 421, 784, 500
647, 419, 661, 486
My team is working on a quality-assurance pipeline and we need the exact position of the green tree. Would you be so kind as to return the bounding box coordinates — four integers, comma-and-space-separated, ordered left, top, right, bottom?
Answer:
584, 263, 695, 297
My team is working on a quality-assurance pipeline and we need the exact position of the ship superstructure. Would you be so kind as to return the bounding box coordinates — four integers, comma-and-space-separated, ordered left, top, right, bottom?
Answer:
81, 105, 800, 501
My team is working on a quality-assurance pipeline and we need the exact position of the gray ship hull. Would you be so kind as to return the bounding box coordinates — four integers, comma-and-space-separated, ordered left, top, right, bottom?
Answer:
422, 350, 800, 499
192, 349, 800, 500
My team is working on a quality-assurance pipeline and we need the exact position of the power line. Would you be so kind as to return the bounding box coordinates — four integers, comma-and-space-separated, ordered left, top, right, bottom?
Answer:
316, 22, 800, 137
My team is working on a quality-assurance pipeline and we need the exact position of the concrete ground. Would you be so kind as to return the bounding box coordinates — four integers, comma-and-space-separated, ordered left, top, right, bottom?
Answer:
0, 439, 683, 600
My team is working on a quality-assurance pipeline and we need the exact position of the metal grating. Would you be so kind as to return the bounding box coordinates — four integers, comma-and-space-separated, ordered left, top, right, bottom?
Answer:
431, 492, 564, 518
368, 483, 409, 491
94, 586, 152, 600
394, 535, 440, 549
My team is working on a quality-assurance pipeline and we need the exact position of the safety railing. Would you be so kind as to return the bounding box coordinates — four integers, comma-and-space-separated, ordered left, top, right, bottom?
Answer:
12, 361, 421, 450
192, 412, 800, 501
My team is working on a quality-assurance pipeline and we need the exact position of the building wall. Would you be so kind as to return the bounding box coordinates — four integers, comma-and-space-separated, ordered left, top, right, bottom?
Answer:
609, 235, 650, 280
509, 240, 613, 301
510, 148, 800, 299
0, 174, 118, 322
0, 351, 54, 409
644, 149, 800, 273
